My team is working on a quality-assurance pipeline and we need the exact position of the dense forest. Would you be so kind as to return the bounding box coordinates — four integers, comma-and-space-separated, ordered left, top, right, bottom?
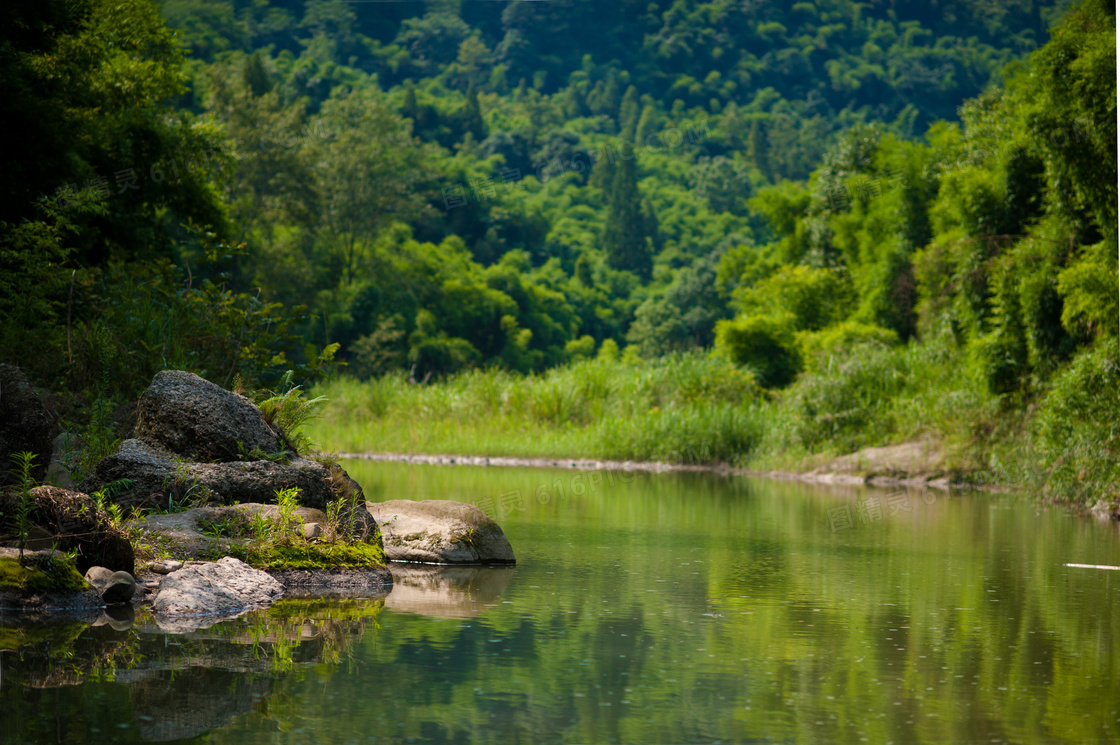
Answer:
1, 0, 1116, 500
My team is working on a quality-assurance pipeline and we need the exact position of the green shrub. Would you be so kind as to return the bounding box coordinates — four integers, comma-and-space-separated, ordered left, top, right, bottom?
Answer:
258, 371, 327, 455
734, 265, 854, 332
564, 335, 596, 362
786, 342, 908, 450
1033, 343, 1120, 502
715, 313, 803, 388
1056, 241, 1119, 341
796, 321, 899, 372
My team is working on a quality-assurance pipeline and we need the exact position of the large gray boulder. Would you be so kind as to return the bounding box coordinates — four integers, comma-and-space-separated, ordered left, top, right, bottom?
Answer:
0, 364, 53, 485
86, 438, 347, 511
151, 557, 284, 617
135, 370, 284, 462
367, 500, 515, 565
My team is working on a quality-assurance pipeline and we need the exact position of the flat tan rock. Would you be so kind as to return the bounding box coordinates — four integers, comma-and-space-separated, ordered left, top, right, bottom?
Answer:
367, 500, 515, 565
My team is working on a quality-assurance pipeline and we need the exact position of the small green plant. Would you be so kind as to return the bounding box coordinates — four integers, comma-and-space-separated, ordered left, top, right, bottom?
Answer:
274, 487, 303, 544
235, 441, 293, 464
451, 527, 477, 548
90, 479, 132, 529
8, 452, 38, 565
321, 460, 369, 542
197, 513, 241, 540
258, 371, 326, 455
249, 508, 273, 542
160, 460, 208, 512
325, 497, 343, 539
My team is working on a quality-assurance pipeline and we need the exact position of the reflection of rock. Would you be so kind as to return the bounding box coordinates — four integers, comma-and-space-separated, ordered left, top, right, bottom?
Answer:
385, 564, 515, 618
368, 500, 516, 565
92, 603, 135, 631
269, 567, 393, 599
2, 599, 378, 740
131, 667, 273, 742
152, 557, 284, 619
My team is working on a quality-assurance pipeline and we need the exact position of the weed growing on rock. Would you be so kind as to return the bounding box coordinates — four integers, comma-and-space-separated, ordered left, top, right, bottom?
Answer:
7, 452, 38, 565
235, 442, 293, 464
258, 371, 325, 455
249, 508, 273, 542
274, 487, 303, 545
90, 478, 133, 529
160, 460, 209, 512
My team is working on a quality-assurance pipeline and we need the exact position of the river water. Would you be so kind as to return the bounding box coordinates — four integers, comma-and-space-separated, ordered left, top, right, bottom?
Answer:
1, 461, 1118, 744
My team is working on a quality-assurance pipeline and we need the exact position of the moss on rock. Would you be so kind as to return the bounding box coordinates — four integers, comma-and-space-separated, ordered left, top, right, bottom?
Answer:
0, 553, 89, 595
227, 540, 386, 571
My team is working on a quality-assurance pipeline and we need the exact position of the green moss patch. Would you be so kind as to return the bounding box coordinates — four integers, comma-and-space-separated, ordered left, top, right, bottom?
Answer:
0, 555, 88, 595
226, 541, 386, 571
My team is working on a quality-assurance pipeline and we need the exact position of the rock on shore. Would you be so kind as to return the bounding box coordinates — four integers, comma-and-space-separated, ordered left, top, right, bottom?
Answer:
367, 500, 515, 565
83, 371, 368, 514
151, 557, 284, 617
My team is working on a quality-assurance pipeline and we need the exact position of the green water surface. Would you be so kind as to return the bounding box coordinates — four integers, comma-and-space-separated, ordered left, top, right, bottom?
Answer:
2, 462, 1118, 744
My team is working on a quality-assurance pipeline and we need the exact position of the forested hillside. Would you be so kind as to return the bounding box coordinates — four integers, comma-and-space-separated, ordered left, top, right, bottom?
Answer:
166, 0, 1080, 376
1, 0, 1115, 500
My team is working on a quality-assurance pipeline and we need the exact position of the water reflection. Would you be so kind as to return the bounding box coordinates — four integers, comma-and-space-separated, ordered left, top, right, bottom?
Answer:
0, 598, 383, 743
386, 563, 515, 618
0, 465, 1117, 745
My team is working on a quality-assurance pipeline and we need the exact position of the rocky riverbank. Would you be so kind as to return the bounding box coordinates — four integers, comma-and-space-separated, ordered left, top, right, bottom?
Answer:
1, 368, 517, 626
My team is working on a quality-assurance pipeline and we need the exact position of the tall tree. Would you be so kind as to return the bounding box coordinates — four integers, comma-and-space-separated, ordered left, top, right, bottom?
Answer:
619, 85, 641, 139
602, 147, 651, 279
312, 86, 434, 286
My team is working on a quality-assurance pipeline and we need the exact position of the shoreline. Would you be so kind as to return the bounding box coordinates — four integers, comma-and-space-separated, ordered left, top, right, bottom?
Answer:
338, 451, 1120, 521
336, 450, 974, 491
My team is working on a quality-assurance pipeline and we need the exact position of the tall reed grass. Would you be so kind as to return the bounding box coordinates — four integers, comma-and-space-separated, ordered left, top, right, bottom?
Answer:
310, 340, 1120, 505
310, 353, 763, 464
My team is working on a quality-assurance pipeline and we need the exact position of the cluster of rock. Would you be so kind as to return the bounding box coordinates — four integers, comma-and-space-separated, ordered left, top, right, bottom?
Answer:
84, 370, 362, 512
2, 366, 517, 624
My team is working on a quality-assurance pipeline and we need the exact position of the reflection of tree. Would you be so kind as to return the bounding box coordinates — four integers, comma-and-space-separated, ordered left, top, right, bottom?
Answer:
0, 599, 383, 742
330, 462, 1120, 744
4, 466, 1120, 743
132, 667, 274, 742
